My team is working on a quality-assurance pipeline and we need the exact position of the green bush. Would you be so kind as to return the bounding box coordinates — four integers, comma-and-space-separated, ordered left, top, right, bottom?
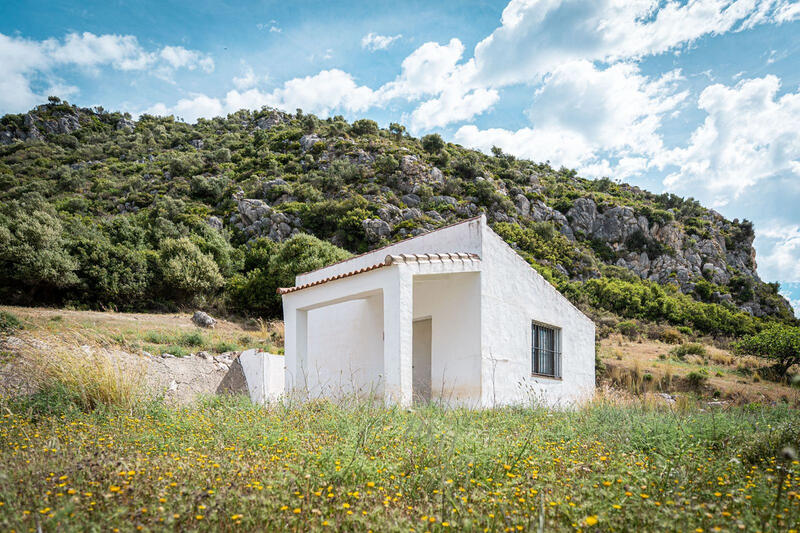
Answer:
0, 310, 22, 334
671, 343, 707, 358
178, 331, 207, 347
686, 369, 709, 389
617, 320, 639, 339
214, 341, 239, 353
734, 323, 800, 377
564, 277, 759, 337
158, 237, 225, 304
229, 233, 350, 317
350, 119, 379, 136
0, 200, 79, 298
421, 133, 445, 153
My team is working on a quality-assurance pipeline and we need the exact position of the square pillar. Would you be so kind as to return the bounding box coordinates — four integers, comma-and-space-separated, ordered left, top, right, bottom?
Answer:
284, 306, 308, 396
382, 266, 413, 406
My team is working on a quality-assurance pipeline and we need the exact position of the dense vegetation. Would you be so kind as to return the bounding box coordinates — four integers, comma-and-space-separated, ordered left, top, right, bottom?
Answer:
0, 99, 796, 339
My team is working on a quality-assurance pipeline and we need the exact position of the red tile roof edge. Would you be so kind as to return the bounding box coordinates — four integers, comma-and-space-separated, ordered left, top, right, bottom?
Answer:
277, 252, 480, 295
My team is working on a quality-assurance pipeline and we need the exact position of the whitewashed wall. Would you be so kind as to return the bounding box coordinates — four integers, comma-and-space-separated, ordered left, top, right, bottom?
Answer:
305, 296, 384, 399
479, 224, 596, 407
239, 350, 285, 404
413, 272, 482, 405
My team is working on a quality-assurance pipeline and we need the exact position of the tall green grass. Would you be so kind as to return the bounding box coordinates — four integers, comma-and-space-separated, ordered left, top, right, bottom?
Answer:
1, 394, 798, 531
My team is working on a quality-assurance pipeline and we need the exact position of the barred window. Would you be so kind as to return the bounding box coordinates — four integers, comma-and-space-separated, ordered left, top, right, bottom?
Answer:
532, 323, 561, 378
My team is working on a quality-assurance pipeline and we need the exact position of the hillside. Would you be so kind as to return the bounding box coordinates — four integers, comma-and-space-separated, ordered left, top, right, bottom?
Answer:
0, 98, 795, 337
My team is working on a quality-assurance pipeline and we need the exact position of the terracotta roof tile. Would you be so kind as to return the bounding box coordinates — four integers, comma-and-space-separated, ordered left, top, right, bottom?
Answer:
277, 252, 480, 295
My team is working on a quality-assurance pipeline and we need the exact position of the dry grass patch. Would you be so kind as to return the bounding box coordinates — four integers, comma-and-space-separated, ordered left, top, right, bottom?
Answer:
19, 333, 146, 411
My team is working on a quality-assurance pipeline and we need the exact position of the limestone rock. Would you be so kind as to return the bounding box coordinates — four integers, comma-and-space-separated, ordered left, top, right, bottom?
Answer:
192, 311, 216, 329
206, 216, 223, 231
363, 219, 392, 242
299, 134, 321, 151
116, 118, 135, 131
402, 193, 421, 207
514, 194, 530, 218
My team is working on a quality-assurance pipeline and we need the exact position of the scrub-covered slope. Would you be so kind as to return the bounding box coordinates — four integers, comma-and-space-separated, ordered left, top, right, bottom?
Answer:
0, 99, 794, 335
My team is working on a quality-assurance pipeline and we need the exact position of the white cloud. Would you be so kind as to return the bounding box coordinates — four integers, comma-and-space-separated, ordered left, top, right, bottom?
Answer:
0, 31, 214, 113
148, 69, 377, 122
0, 33, 48, 110
409, 87, 499, 131
780, 290, 800, 317
135, 0, 798, 138
361, 32, 402, 51
455, 124, 595, 168
257, 21, 282, 33
454, 61, 686, 174
774, 1, 800, 22
159, 46, 214, 72
45, 32, 152, 71
471, 0, 796, 87
232, 65, 262, 90
378, 38, 466, 101
755, 223, 800, 283
663, 75, 800, 199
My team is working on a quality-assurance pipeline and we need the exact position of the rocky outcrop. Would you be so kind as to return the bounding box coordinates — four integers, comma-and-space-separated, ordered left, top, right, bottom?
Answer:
396, 155, 445, 193
1, 109, 82, 144
529, 200, 573, 240
254, 111, 288, 130
231, 194, 302, 242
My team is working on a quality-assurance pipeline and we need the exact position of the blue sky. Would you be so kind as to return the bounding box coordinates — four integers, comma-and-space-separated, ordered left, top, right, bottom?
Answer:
2, 0, 800, 314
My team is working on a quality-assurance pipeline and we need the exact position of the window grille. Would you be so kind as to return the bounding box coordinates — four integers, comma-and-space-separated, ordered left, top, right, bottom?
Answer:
532, 323, 561, 378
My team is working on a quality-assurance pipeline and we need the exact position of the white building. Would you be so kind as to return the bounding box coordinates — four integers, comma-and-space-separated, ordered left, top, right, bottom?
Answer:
279, 215, 595, 407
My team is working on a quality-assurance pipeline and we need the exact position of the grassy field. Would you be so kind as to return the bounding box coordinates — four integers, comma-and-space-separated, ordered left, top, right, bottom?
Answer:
598, 335, 800, 405
0, 306, 284, 357
1, 393, 799, 532
2, 307, 800, 531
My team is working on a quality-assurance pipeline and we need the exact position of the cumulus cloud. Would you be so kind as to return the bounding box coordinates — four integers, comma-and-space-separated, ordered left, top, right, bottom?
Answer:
409, 87, 499, 130
147, 69, 377, 122
472, 0, 798, 87
361, 32, 402, 51
140, 0, 797, 144
454, 61, 686, 174
755, 223, 800, 283
663, 75, 800, 200
0, 31, 213, 113
232, 65, 263, 90
378, 38, 467, 101
159, 46, 214, 72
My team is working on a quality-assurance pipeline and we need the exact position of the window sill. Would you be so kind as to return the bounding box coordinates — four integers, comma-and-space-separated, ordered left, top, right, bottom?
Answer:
530, 373, 562, 381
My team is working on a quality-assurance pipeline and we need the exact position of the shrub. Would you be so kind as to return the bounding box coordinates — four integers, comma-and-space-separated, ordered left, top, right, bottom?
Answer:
617, 320, 639, 339
229, 233, 350, 317
214, 341, 239, 353
158, 237, 224, 304
421, 133, 445, 153
686, 369, 709, 389
0, 200, 79, 297
733, 323, 800, 378
178, 331, 206, 347
0, 310, 21, 334
350, 119, 379, 136
659, 327, 683, 344
161, 345, 190, 357
671, 343, 707, 358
